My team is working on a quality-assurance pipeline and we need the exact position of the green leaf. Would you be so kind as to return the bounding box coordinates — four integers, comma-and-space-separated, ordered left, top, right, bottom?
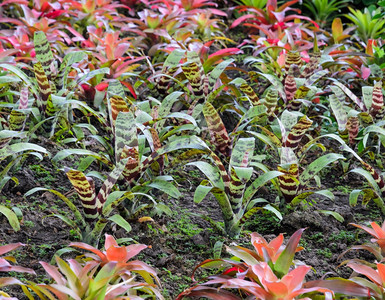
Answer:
0, 64, 38, 97
0, 204, 20, 231
349, 189, 362, 207
0, 142, 48, 160
76, 68, 110, 85
315, 189, 335, 201
187, 161, 224, 189
233, 167, 253, 181
274, 228, 305, 278
208, 59, 234, 90
244, 171, 283, 204
148, 179, 181, 199
350, 168, 382, 197
108, 214, 132, 233
230, 137, 255, 168
329, 94, 347, 131
263, 204, 283, 221
317, 210, 344, 222
52, 149, 112, 167
290, 192, 314, 206
162, 49, 185, 70
213, 241, 223, 259
194, 181, 212, 204
166, 112, 197, 127
25, 187, 86, 228
300, 153, 345, 184
50, 247, 76, 264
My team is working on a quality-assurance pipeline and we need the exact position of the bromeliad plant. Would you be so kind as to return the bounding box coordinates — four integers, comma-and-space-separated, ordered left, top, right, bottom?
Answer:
23, 234, 163, 299
305, 220, 385, 299
0, 243, 35, 298
250, 110, 344, 208
177, 229, 333, 299
28, 104, 210, 245
188, 101, 283, 238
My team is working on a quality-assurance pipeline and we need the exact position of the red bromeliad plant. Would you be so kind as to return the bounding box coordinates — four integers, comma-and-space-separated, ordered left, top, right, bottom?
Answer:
23, 235, 163, 299
0, 243, 35, 298
231, 0, 318, 47
177, 229, 334, 299
70, 234, 160, 286
337, 220, 385, 264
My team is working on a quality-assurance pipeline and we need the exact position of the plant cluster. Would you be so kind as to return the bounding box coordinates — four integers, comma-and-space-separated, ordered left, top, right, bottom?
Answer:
0, 0, 385, 298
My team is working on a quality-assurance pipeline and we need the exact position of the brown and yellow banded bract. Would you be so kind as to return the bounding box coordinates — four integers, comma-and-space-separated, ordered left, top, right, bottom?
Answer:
285, 51, 302, 74
284, 75, 297, 103
8, 110, 26, 131
110, 95, 130, 128
263, 88, 278, 117
203, 101, 232, 157
66, 169, 98, 223
346, 116, 359, 145
277, 164, 300, 202
284, 116, 313, 150
34, 62, 51, 105
370, 82, 384, 117
182, 62, 205, 102
121, 146, 140, 183
239, 82, 260, 106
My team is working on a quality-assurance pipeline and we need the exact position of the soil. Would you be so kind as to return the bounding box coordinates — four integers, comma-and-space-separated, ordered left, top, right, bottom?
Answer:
1, 134, 383, 300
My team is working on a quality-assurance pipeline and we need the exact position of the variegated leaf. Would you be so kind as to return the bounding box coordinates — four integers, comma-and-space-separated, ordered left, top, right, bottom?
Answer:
203, 102, 231, 157
284, 116, 312, 150
370, 82, 383, 116
230, 137, 255, 168
361, 161, 385, 198
303, 52, 321, 78
329, 93, 347, 132
18, 85, 29, 109
278, 164, 300, 202
33, 62, 51, 112
108, 79, 125, 98
285, 51, 302, 74
284, 75, 297, 103
8, 110, 26, 131
66, 169, 98, 223
239, 83, 259, 105
115, 111, 137, 162
33, 31, 54, 79
332, 81, 366, 111
346, 116, 359, 145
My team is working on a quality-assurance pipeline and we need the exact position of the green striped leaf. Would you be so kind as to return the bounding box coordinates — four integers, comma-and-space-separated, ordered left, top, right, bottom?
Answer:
329, 94, 347, 131
34, 31, 54, 78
